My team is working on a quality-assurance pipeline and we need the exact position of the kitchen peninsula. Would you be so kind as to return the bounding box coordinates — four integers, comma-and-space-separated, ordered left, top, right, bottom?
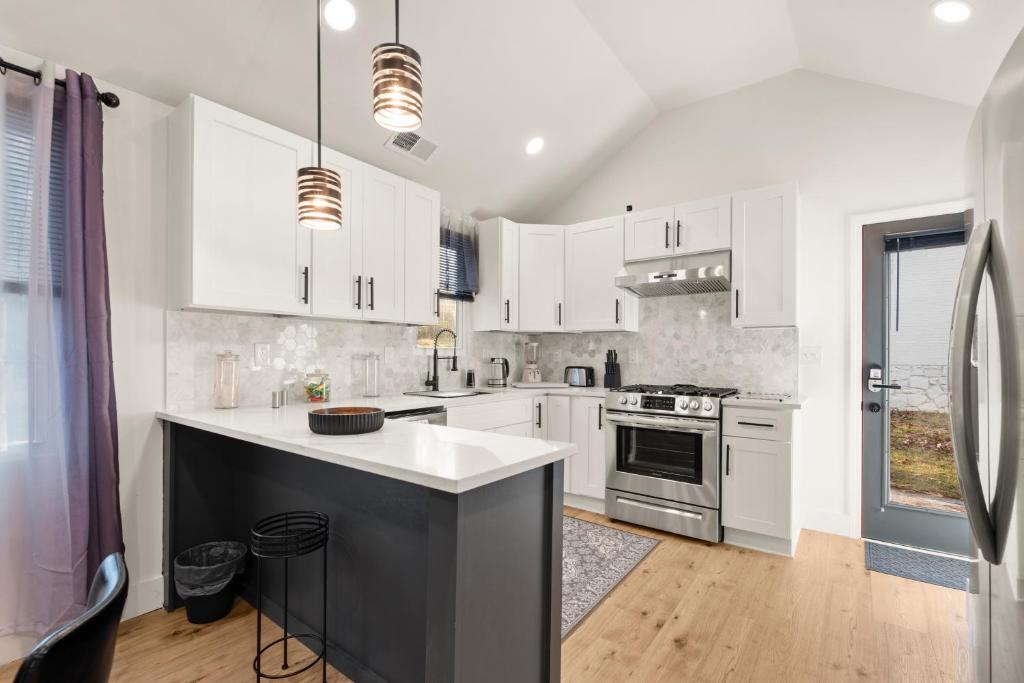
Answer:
158, 402, 575, 683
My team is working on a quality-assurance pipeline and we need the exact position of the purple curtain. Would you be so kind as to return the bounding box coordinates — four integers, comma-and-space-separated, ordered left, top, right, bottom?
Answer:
61, 70, 124, 583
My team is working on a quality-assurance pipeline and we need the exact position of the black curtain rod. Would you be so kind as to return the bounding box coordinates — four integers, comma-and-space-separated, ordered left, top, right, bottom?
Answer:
0, 56, 120, 108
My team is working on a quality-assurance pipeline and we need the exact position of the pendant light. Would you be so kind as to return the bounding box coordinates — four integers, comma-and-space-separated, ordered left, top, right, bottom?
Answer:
371, 0, 423, 132
297, 0, 342, 231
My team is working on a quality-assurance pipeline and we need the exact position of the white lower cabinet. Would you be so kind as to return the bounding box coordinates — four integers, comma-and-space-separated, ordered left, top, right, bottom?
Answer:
721, 406, 799, 556
569, 397, 606, 500
493, 422, 533, 437
546, 396, 573, 493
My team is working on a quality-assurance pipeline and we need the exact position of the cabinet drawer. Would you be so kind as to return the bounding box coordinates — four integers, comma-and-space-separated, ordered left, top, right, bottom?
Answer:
447, 399, 534, 431
723, 407, 792, 442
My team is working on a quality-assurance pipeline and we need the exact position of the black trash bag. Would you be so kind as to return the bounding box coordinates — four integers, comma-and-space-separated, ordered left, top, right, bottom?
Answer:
174, 541, 247, 598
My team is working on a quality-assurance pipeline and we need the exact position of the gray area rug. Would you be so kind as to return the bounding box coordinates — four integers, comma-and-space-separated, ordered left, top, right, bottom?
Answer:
865, 541, 970, 591
562, 516, 658, 638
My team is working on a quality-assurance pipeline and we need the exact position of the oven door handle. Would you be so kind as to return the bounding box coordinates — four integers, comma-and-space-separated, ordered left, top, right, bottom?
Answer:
605, 412, 717, 434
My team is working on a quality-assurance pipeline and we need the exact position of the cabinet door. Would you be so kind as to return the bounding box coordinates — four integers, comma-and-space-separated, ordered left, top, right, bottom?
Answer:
570, 397, 607, 500
731, 183, 797, 327
721, 436, 791, 538
311, 148, 363, 318
191, 97, 312, 314
624, 206, 674, 261
565, 216, 636, 331
532, 397, 548, 439
362, 165, 406, 322
674, 194, 731, 254
403, 181, 441, 325
517, 224, 565, 332
547, 396, 572, 493
499, 219, 520, 331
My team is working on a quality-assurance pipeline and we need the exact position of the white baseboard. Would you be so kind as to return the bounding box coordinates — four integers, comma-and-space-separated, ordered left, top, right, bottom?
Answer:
800, 507, 854, 537
564, 493, 605, 515
123, 573, 164, 620
724, 527, 799, 557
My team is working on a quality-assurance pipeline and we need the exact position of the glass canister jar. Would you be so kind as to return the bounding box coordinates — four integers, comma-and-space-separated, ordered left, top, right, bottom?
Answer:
213, 350, 240, 409
304, 369, 331, 403
364, 353, 381, 398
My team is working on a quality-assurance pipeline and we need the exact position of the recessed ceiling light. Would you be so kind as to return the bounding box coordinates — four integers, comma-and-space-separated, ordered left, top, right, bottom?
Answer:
933, 0, 971, 23
525, 137, 545, 155
324, 0, 356, 31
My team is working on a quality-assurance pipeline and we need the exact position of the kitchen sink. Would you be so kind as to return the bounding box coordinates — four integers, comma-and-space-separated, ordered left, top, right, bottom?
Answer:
403, 390, 490, 399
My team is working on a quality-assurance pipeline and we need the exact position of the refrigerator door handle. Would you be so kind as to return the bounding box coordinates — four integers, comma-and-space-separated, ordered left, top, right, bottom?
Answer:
949, 219, 1021, 564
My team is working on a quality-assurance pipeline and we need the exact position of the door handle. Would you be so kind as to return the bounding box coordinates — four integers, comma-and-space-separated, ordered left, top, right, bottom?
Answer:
301, 266, 309, 304
354, 275, 362, 310
368, 276, 375, 311
676, 219, 681, 248
665, 221, 670, 249
949, 219, 1021, 564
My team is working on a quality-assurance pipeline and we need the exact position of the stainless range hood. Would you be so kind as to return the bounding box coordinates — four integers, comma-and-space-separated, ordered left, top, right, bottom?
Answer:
615, 251, 731, 297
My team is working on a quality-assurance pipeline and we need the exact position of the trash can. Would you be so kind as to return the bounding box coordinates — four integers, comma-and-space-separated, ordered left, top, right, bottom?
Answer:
174, 541, 247, 624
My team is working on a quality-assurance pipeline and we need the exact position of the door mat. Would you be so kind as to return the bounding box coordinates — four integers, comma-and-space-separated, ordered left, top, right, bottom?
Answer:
865, 541, 970, 591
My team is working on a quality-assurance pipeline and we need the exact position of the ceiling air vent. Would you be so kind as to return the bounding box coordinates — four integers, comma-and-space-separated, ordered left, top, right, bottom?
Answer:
384, 131, 438, 163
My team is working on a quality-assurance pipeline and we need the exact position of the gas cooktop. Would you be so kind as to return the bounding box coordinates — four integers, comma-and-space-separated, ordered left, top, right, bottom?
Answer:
611, 384, 739, 399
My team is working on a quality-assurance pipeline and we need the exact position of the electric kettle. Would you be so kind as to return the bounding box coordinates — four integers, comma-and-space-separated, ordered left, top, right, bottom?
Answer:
487, 357, 510, 388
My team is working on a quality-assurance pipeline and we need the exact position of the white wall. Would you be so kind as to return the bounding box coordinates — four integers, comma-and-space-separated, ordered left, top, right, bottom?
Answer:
535, 69, 974, 536
0, 45, 170, 665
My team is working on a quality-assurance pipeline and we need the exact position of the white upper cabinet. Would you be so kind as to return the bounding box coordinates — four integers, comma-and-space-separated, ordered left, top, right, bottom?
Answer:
518, 224, 565, 332
310, 148, 363, 318
731, 183, 798, 327
473, 217, 520, 331
674, 194, 731, 254
361, 165, 406, 322
403, 181, 441, 325
170, 95, 313, 315
565, 216, 638, 332
624, 206, 675, 261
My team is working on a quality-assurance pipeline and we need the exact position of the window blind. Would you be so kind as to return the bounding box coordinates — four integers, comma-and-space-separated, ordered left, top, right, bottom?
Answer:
2, 93, 65, 292
439, 227, 476, 301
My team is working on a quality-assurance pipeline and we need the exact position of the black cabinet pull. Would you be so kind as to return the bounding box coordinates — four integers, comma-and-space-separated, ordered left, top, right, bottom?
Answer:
598, 405, 603, 430
664, 221, 670, 249
505, 299, 510, 323
354, 275, 362, 310
737, 421, 774, 429
615, 298, 620, 324
536, 403, 542, 429
368, 276, 375, 311
676, 219, 681, 247
735, 289, 740, 318
301, 266, 309, 304
434, 289, 440, 317
558, 302, 562, 326
726, 444, 731, 476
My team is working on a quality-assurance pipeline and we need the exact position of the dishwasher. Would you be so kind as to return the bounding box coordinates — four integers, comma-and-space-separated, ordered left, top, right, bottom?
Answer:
384, 406, 447, 426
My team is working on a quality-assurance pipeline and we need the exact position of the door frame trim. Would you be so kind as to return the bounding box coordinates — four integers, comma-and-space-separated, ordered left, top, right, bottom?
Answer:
846, 198, 971, 539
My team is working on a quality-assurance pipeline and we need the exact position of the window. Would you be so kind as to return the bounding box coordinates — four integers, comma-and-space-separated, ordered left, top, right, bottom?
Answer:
416, 296, 457, 349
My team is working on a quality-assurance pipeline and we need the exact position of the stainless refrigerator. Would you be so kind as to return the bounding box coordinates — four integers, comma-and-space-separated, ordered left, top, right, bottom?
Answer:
956, 25, 1024, 683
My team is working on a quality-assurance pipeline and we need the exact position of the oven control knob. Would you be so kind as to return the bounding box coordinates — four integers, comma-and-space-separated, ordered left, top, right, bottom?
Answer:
689, 399, 701, 410
629, 396, 639, 405
619, 397, 628, 405
703, 400, 713, 412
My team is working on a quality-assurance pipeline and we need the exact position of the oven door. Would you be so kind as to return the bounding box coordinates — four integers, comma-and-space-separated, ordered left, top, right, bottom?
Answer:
604, 411, 720, 509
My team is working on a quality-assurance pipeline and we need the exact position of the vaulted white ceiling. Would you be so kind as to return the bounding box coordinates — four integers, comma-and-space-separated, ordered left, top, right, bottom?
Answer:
0, 0, 1021, 220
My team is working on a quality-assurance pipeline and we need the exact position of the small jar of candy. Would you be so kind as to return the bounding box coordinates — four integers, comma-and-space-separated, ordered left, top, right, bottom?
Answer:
304, 370, 331, 403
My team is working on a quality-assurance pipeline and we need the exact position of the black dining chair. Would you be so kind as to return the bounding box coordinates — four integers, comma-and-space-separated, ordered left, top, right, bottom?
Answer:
13, 552, 129, 683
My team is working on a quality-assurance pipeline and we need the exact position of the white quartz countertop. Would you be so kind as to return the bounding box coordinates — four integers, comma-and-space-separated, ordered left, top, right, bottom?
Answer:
156, 388, 593, 493
723, 394, 804, 410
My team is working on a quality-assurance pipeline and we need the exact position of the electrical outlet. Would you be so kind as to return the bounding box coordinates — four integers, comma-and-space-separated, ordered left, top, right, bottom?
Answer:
799, 346, 823, 366
254, 343, 271, 369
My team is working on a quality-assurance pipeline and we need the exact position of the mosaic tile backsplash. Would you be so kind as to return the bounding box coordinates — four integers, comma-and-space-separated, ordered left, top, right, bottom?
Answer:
531, 294, 798, 395
165, 310, 528, 410
166, 293, 797, 410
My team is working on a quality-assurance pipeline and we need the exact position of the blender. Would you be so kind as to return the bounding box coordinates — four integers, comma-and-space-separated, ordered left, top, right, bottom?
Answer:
521, 342, 542, 383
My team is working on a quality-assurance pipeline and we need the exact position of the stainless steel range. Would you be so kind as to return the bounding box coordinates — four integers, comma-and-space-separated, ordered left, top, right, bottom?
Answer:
604, 383, 737, 542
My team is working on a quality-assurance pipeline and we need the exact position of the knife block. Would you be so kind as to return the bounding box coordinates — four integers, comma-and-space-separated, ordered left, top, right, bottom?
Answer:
603, 362, 621, 389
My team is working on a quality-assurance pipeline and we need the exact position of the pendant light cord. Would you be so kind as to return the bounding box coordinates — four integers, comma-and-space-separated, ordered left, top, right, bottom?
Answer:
316, 0, 322, 167
395, 0, 400, 43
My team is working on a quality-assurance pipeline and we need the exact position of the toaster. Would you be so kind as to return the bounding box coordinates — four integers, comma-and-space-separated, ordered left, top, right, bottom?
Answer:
564, 366, 596, 387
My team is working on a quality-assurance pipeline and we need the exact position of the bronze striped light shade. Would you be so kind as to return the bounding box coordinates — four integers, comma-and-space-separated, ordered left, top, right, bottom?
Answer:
297, 166, 343, 230
371, 42, 423, 132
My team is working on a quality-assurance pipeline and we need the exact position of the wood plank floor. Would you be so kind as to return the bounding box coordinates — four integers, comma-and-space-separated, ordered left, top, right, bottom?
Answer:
0, 508, 969, 682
